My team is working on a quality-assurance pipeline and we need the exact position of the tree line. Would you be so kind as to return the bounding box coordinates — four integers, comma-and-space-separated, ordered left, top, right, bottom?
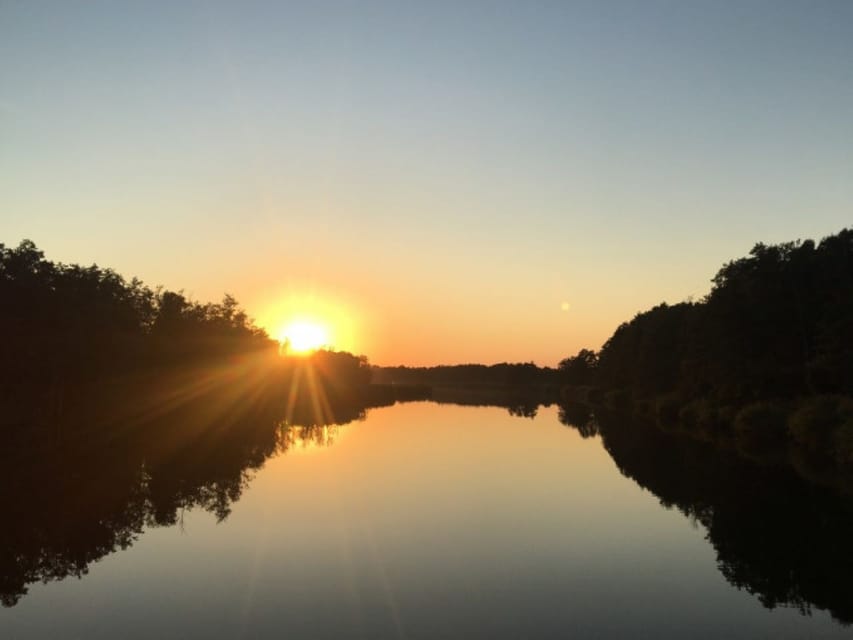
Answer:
0, 240, 273, 384
372, 362, 559, 388
557, 228, 853, 467
0, 240, 382, 429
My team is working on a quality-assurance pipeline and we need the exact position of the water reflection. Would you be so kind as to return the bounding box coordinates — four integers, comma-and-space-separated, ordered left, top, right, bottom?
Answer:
3, 380, 853, 635
429, 385, 557, 419
432, 387, 853, 627
0, 367, 375, 608
558, 402, 853, 625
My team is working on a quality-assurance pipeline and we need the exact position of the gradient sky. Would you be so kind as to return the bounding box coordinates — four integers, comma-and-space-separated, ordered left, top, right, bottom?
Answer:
2, 1, 852, 365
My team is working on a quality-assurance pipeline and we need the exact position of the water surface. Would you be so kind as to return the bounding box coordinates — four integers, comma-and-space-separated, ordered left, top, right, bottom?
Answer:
1, 401, 849, 638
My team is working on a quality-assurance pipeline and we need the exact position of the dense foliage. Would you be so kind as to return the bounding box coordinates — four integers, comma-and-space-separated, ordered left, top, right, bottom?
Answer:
593, 229, 853, 400
559, 228, 853, 464
0, 240, 382, 432
0, 240, 274, 389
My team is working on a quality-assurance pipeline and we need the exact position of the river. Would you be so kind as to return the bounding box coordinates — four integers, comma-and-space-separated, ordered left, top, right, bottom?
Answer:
1, 400, 850, 638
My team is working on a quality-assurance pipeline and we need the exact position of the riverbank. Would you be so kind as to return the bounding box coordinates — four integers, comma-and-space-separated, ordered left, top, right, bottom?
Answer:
561, 384, 853, 494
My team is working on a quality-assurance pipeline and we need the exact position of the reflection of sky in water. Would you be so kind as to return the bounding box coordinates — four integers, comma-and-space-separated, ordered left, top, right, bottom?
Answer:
1, 402, 847, 639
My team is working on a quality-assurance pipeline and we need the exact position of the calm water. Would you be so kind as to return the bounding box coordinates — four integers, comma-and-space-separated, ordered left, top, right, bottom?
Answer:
1, 401, 850, 639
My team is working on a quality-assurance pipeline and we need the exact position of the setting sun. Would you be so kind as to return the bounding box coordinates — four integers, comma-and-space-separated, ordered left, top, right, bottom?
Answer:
279, 321, 330, 354
256, 290, 366, 357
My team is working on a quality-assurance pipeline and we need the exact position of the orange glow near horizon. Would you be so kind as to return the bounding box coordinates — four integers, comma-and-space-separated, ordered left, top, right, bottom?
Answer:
278, 321, 330, 354
253, 288, 369, 358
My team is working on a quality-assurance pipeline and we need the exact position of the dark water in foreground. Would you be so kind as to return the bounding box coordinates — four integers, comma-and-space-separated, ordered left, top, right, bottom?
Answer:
1, 401, 851, 639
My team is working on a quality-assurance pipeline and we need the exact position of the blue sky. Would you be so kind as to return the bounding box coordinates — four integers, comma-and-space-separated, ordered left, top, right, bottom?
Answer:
2, 1, 851, 364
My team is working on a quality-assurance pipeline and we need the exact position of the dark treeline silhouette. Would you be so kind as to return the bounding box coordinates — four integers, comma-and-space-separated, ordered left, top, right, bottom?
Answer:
0, 240, 274, 382
373, 362, 559, 389
558, 228, 853, 471
7, 234, 853, 623
372, 363, 561, 418
0, 364, 385, 608
0, 240, 406, 432
0, 240, 425, 607
558, 402, 853, 625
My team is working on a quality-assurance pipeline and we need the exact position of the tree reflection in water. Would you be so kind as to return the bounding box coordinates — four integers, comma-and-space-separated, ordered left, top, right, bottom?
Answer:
558, 402, 853, 626
0, 364, 378, 608
4, 384, 853, 628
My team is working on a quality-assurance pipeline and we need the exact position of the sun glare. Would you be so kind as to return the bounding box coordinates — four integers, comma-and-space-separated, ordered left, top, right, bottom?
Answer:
257, 290, 366, 357
279, 321, 330, 354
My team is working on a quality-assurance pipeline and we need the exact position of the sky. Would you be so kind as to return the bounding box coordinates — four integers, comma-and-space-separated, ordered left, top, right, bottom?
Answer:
2, 1, 852, 366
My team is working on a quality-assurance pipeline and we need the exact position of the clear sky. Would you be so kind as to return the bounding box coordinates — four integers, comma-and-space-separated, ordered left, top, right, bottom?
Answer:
2, 1, 851, 365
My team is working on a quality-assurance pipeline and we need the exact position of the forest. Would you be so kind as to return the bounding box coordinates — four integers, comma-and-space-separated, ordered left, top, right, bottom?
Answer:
0, 240, 386, 432
557, 228, 853, 471
5, 229, 853, 470
0, 240, 273, 381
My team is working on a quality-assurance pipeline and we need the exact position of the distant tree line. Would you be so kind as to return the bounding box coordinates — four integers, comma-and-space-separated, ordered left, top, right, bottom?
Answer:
558, 228, 853, 466
373, 362, 559, 388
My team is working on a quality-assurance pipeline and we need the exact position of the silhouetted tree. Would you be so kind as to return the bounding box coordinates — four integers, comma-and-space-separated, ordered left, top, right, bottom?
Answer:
558, 349, 598, 385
